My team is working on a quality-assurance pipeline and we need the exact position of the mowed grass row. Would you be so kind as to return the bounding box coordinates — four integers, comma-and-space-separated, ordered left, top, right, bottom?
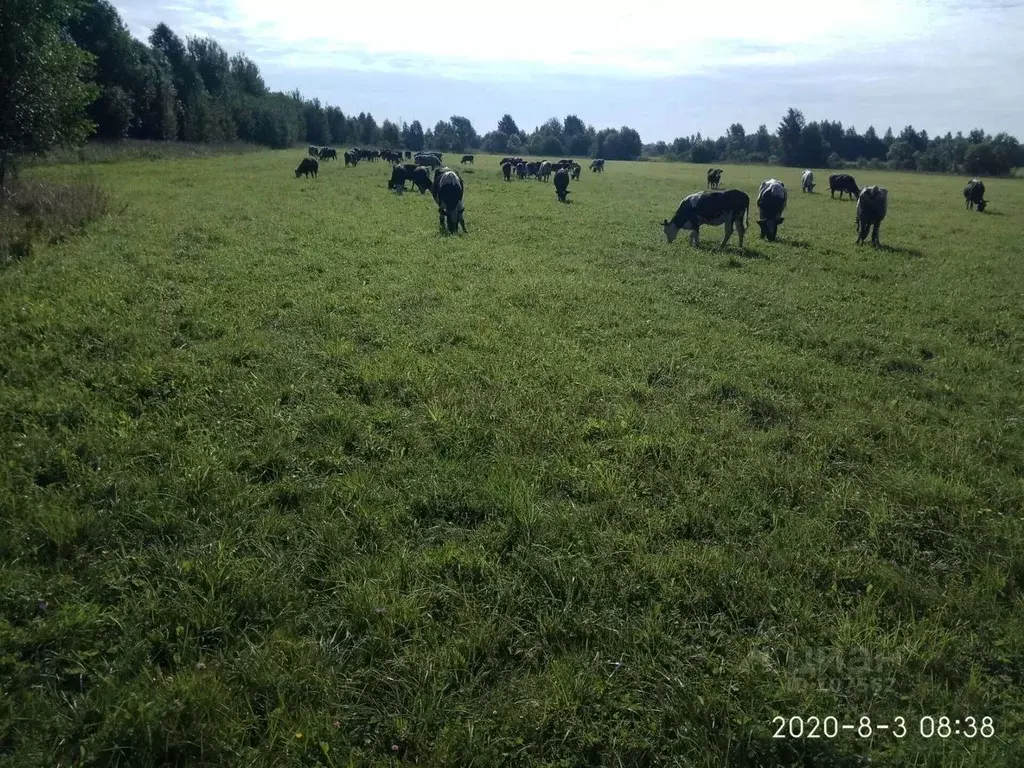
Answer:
2, 151, 1023, 766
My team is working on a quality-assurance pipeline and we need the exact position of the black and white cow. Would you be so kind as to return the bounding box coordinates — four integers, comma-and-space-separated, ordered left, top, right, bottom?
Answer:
829, 173, 860, 200
415, 153, 442, 169
553, 167, 570, 202
538, 161, 552, 181
432, 168, 467, 234
855, 185, 888, 246
387, 164, 411, 191
308, 145, 319, 157
295, 157, 319, 178
343, 150, 358, 167
516, 162, 527, 179
661, 189, 749, 248
461, 155, 474, 164
964, 178, 987, 212
756, 179, 788, 241
801, 169, 815, 193
502, 161, 512, 181
590, 158, 605, 172
570, 162, 581, 181
706, 168, 723, 189
526, 161, 541, 177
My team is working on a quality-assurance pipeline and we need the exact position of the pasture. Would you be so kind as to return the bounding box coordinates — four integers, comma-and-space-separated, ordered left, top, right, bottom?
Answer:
2, 150, 1023, 767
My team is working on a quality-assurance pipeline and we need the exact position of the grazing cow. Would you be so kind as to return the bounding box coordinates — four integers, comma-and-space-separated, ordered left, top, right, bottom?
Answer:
415, 153, 442, 169
461, 155, 474, 164
319, 147, 337, 161
344, 150, 358, 167
661, 189, 749, 248
308, 145, 319, 157
387, 164, 409, 191
538, 161, 552, 181
295, 157, 319, 178
829, 173, 859, 200
801, 170, 815, 193
590, 158, 605, 172
432, 168, 467, 234
964, 178, 987, 212
756, 179, 788, 241
553, 167, 571, 202
571, 162, 581, 181
502, 161, 512, 181
706, 168, 723, 189
855, 185, 888, 246
516, 162, 527, 179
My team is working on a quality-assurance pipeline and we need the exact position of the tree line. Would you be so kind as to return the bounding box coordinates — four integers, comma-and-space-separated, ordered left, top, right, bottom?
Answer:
646, 108, 1023, 177
3, 1, 1021, 185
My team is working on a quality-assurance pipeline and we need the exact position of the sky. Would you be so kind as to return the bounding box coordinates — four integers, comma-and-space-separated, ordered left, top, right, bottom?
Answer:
114, 0, 1024, 142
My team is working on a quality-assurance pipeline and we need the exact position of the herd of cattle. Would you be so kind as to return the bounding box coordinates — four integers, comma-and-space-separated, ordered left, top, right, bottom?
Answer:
294, 150, 993, 242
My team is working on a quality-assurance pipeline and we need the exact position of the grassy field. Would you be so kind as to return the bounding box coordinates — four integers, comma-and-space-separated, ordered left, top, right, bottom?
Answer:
2, 150, 1023, 767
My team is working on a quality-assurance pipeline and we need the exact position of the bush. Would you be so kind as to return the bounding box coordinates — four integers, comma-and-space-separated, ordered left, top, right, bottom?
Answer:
1, 178, 108, 265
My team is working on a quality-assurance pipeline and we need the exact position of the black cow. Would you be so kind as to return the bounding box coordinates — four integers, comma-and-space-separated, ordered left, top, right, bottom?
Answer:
295, 157, 319, 178
308, 145, 319, 157
590, 158, 605, 172
344, 150, 358, 167
415, 153, 442, 169
964, 178, 987, 212
432, 168, 467, 234
405, 150, 412, 159
387, 165, 409, 191
706, 168, 723, 189
410, 166, 432, 194
829, 173, 860, 200
461, 155, 474, 164
661, 189, 749, 248
502, 161, 512, 181
553, 168, 571, 202
570, 162, 581, 181
756, 179, 787, 241
319, 147, 337, 161
516, 162, 527, 179
855, 186, 888, 246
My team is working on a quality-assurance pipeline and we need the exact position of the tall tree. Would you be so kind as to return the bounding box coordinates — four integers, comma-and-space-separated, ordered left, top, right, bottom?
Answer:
1, 0, 98, 186
776, 108, 805, 166
379, 118, 400, 147
497, 113, 520, 138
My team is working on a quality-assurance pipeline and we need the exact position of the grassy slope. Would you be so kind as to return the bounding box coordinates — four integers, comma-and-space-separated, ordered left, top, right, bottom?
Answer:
2, 152, 1023, 767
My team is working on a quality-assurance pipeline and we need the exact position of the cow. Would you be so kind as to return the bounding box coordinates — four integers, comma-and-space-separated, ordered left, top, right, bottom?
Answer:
801, 170, 815, 193
344, 150, 358, 167
308, 145, 319, 157
553, 167, 571, 202
295, 157, 319, 178
432, 168, 467, 234
590, 158, 605, 172
410, 166, 432, 194
415, 153, 442, 169
461, 155, 474, 164
661, 189, 749, 249
319, 147, 337, 161
516, 162, 527, 179
387, 164, 409, 191
756, 179, 788, 241
964, 179, 987, 212
405, 150, 412, 159
571, 162, 581, 181
855, 185, 888, 246
526, 161, 541, 177
829, 173, 859, 200
502, 161, 512, 181
706, 168, 723, 189
538, 161, 552, 181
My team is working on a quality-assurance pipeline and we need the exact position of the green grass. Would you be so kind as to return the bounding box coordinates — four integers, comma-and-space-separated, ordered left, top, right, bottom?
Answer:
2, 151, 1023, 767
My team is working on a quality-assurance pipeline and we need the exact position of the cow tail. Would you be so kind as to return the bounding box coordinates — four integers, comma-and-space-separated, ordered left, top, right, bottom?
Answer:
745, 202, 749, 230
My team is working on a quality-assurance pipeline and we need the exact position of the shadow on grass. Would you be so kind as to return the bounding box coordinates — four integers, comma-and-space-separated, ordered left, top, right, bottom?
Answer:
876, 243, 924, 258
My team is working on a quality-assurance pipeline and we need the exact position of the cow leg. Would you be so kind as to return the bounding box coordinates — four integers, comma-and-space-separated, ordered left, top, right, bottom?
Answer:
458, 213, 467, 233
690, 228, 700, 247
720, 220, 733, 249
871, 222, 880, 246
735, 215, 745, 248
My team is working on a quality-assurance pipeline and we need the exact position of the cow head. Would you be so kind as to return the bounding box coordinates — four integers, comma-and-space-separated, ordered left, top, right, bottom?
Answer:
977, 200, 988, 212
556, 188, 570, 202
661, 219, 680, 243
294, 168, 302, 178
757, 217, 784, 241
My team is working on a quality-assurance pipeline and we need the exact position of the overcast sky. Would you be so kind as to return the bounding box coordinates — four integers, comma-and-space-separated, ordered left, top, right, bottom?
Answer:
114, 0, 1024, 142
